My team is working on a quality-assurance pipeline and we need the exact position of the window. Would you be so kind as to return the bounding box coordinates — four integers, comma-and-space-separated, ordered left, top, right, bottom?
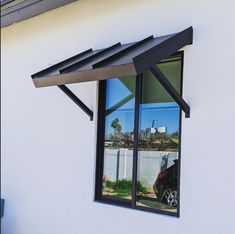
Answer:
95, 52, 183, 217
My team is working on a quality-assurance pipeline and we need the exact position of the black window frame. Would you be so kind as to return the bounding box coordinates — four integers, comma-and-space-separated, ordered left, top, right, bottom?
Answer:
95, 51, 184, 217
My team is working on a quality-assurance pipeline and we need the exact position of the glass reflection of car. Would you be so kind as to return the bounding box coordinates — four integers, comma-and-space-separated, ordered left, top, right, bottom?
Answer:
153, 159, 178, 207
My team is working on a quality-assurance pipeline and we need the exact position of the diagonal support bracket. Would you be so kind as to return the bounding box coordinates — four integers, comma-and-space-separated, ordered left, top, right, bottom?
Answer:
149, 65, 190, 118
105, 93, 134, 117
58, 85, 93, 121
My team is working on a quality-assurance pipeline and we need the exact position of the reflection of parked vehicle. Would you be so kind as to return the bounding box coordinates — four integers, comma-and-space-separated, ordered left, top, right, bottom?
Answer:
153, 159, 178, 207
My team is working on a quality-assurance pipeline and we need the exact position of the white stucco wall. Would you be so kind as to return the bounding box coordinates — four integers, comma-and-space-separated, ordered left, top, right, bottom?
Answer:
1, 0, 235, 234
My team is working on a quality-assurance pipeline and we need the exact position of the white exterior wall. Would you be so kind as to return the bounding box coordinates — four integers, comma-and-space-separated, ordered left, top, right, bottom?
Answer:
1, 0, 235, 233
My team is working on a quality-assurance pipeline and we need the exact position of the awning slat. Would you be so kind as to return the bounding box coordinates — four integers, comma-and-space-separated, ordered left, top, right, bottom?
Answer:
60, 42, 122, 74
92, 35, 153, 69
31, 48, 93, 78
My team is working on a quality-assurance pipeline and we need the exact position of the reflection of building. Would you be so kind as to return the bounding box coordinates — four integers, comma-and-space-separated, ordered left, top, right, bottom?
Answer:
104, 141, 114, 147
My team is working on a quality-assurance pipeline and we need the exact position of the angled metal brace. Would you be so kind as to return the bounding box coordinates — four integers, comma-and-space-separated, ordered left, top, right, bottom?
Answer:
149, 65, 190, 118
58, 85, 93, 121
105, 93, 134, 117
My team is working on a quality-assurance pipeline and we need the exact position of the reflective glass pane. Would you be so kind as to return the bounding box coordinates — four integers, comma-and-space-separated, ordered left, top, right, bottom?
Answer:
102, 77, 135, 200
136, 57, 182, 213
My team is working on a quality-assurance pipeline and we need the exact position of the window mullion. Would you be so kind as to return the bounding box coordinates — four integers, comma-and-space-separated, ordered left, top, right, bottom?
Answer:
131, 73, 142, 207
95, 80, 106, 200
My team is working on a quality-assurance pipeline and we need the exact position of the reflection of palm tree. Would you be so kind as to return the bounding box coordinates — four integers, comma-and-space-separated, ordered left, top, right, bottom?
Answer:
111, 118, 122, 147
111, 118, 122, 134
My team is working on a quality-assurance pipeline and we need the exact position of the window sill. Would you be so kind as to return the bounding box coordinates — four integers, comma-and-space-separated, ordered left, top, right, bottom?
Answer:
94, 196, 180, 218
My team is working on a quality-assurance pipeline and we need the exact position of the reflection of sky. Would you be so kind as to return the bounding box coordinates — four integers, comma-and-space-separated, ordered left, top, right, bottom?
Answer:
105, 102, 135, 134
139, 103, 179, 133
105, 78, 135, 134
106, 78, 134, 109
105, 78, 180, 135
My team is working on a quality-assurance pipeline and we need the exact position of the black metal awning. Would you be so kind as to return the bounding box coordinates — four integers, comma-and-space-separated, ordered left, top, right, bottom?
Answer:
31, 27, 193, 120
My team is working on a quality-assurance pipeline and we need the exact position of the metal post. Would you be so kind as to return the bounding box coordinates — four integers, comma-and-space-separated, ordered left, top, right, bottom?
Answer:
123, 149, 127, 179
116, 149, 120, 181
1, 199, 4, 218
132, 73, 142, 207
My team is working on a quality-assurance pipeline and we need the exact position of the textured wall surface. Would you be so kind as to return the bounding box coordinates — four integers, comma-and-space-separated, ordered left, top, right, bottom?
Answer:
1, 0, 235, 234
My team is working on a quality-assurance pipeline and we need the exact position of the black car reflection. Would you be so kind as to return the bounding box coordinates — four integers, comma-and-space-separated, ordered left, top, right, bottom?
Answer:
153, 159, 178, 207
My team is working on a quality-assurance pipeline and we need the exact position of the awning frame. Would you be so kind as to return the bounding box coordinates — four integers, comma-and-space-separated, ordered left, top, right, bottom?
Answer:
31, 27, 193, 120
58, 85, 93, 121
149, 65, 190, 118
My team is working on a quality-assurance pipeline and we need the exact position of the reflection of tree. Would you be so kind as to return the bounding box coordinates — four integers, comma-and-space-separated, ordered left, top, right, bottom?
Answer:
105, 119, 134, 148
171, 131, 179, 138
111, 118, 122, 147
106, 119, 179, 150
122, 133, 133, 148
139, 129, 179, 151
111, 118, 122, 134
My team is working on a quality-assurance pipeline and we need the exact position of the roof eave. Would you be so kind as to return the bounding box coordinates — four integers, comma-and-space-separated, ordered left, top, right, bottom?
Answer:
1, 0, 78, 28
